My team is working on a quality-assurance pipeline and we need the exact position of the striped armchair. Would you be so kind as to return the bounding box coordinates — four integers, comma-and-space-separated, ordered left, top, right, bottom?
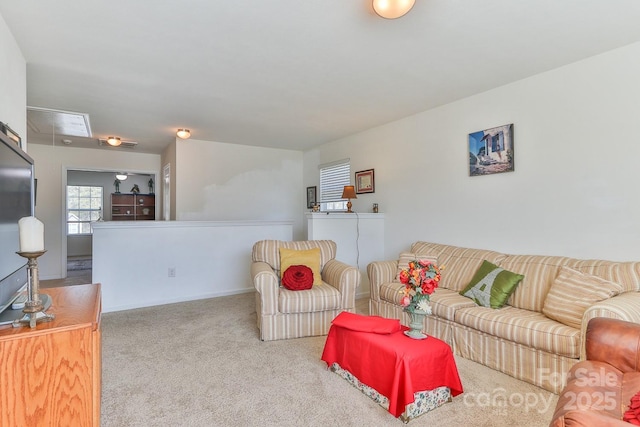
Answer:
251, 240, 360, 341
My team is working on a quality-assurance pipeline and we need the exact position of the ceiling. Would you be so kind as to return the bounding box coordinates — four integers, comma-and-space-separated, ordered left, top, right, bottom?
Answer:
1, 1, 640, 155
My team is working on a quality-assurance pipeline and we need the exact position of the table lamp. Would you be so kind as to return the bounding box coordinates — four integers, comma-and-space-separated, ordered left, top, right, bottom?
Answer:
341, 185, 357, 213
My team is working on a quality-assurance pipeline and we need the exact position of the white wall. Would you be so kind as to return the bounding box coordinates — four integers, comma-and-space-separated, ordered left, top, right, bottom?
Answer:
304, 41, 640, 262
0, 13, 26, 146
307, 213, 385, 298
175, 139, 305, 238
27, 144, 161, 279
93, 220, 292, 312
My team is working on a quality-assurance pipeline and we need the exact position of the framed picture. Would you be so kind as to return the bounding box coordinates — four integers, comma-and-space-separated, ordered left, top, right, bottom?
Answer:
468, 123, 514, 176
355, 169, 375, 194
306, 186, 317, 209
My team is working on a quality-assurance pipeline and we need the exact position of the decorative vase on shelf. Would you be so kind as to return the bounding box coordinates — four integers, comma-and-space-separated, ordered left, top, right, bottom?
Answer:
404, 307, 428, 340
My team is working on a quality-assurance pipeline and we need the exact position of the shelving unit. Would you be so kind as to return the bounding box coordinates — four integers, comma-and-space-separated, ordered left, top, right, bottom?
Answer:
111, 193, 155, 221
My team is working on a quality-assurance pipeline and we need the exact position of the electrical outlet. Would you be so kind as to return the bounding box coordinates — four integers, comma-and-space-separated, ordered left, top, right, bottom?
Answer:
168, 267, 176, 277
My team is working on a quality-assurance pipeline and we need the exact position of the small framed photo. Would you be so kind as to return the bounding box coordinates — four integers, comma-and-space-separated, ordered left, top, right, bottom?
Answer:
306, 186, 317, 209
469, 123, 514, 176
355, 169, 375, 194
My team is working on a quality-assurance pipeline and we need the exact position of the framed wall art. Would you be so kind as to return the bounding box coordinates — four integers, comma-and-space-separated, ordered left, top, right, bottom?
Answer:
306, 186, 317, 209
468, 123, 514, 177
355, 169, 375, 194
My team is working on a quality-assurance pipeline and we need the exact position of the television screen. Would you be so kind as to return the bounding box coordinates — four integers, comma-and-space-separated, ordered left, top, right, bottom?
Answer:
0, 132, 33, 315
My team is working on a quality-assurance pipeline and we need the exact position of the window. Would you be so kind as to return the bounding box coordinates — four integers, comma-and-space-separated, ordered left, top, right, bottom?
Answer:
67, 185, 103, 234
319, 159, 350, 211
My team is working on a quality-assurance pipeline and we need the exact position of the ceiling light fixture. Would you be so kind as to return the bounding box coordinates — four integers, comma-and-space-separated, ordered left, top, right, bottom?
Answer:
106, 136, 122, 146
372, 0, 415, 19
176, 129, 191, 139
115, 173, 128, 181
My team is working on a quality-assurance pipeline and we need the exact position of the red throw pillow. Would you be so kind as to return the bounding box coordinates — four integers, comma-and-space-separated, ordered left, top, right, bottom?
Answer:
623, 391, 640, 425
282, 265, 314, 291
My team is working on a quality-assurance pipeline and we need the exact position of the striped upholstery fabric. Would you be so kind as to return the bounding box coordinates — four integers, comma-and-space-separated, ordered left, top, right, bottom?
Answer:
278, 284, 341, 313
498, 255, 573, 312
542, 266, 623, 329
379, 281, 405, 305
367, 260, 397, 302
252, 240, 337, 276
378, 284, 477, 321
368, 240, 640, 393
430, 288, 477, 321
570, 259, 640, 293
322, 259, 360, 309
411, 241, 507, 292
455, 306, 580, 357
252, 240, 360, 341
251, 261, 279, 316
453, 324, 577, 394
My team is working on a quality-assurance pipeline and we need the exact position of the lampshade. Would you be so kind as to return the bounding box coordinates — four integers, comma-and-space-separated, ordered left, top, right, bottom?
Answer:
372, 0, 415, 19
176, 129, 191, 139
341, 185, 357, 199
115, 173, 128, 181
106, 136, 122, 147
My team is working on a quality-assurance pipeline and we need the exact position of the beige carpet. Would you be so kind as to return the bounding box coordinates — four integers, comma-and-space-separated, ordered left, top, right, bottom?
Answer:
101, 293, 558, 426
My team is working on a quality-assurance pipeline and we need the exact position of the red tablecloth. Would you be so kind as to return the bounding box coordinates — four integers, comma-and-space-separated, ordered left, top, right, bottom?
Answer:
321, 312, 463, 418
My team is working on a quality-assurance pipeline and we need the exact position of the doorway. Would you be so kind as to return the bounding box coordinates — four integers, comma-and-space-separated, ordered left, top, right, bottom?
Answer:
64, 169, 157, 279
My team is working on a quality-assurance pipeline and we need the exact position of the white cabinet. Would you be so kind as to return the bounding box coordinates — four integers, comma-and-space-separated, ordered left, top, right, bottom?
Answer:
306, 213, 384, 297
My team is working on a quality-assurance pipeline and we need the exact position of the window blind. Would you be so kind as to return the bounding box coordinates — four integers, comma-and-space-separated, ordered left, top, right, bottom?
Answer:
320, 160, 350, 203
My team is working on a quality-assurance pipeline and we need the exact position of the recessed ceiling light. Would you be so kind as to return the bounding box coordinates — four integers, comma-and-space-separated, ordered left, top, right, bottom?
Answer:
115, 173, 128, 181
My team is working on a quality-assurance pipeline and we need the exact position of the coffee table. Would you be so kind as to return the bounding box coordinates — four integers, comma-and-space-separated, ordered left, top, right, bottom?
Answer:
321, 312, 463, 422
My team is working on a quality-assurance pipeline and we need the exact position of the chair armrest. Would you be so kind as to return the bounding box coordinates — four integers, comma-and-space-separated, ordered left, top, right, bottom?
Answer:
367, 260, 398, 302
585, 317, 640, 373
550, 408, 632, 427
579, 292, 640, 359
322, 259, 360, 310
251, 261, 279, 315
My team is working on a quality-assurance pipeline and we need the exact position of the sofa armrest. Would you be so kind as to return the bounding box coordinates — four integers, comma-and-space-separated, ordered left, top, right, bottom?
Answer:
251, 261, 279, 315
367, 260, 398, 302
322, 259, 360, 310
579, 292, 640, 359
585, 317, 640, 373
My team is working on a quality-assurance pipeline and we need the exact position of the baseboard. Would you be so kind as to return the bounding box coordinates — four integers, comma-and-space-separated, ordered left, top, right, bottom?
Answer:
102, 288, 255, 313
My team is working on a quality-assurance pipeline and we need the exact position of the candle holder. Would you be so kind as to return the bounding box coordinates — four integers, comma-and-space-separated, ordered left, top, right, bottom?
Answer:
13, 250, 55, 328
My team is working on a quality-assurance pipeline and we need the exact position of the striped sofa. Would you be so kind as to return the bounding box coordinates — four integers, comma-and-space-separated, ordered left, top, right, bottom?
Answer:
252, 240, 360, 341
368, 241, 640, 393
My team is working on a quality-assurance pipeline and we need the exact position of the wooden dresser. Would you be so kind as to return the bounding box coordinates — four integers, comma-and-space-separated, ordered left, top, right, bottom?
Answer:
0, 283, 102, 427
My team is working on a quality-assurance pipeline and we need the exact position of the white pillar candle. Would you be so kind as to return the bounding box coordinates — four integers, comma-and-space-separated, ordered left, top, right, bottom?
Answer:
18, 216, 45, 252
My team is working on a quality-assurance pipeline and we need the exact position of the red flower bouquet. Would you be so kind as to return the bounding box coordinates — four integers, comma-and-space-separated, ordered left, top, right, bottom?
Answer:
398, 259, 442, 313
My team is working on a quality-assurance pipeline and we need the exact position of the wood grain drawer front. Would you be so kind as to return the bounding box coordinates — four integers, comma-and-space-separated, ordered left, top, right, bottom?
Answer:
0, 328, 96, 426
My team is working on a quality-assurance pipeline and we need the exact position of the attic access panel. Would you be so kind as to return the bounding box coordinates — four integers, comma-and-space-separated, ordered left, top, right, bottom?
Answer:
27, 106, 93, 138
